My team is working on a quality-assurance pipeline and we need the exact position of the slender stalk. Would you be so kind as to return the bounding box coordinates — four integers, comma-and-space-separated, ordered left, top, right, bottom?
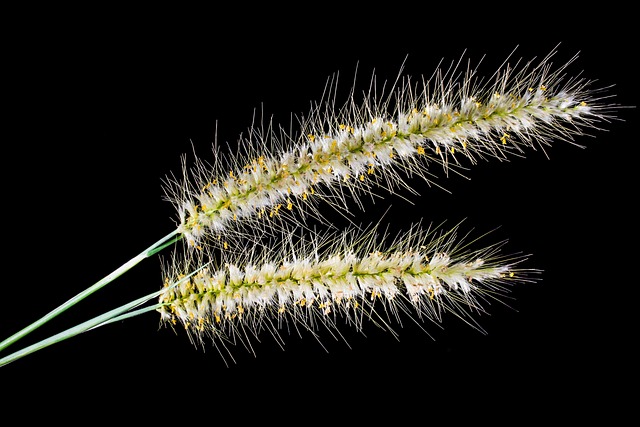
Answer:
0, 289, 163, 367
93, 303, 165, 327
0, 260, 205, 367
0, 229, 183, 353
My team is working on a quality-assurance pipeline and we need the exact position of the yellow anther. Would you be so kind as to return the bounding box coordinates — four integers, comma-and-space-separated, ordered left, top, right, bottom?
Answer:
308, 134, 315, 141
509, 272, 515, 277
223, 241, 228, 250
343, 174, 350, 182
540, 85, 547, 91
450, 147, 455, 154
339, 124, 346, 130
435, 146, 441, 155
359, 174, 365, 182
287, 200, 293, 210
580, 101, 587, 106
417, 146, 425, 155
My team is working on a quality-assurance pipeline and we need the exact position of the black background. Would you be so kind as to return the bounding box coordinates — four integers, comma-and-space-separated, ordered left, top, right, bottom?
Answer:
2, 6, 636, 423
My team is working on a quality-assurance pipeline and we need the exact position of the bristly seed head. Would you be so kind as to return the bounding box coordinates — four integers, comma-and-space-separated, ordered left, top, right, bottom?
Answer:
157, 221, 539, 362
162, 48, 619, 247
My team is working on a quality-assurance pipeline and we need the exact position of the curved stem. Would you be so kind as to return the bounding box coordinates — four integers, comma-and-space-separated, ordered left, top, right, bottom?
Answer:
0, 229, 183, 353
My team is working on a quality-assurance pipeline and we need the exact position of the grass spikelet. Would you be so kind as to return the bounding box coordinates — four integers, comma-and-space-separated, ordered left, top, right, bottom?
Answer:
157, 220, 538, 363
163, 47, 619, 247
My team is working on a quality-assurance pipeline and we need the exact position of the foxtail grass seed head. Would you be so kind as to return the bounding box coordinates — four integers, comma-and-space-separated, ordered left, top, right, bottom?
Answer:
162, 48, 619, 247
157, 221, 538, 361
0, 47, 628, 369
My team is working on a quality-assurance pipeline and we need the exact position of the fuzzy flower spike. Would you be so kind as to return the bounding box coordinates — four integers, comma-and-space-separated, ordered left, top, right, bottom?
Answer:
158, 220, 537, 363
164, 47, 617, 248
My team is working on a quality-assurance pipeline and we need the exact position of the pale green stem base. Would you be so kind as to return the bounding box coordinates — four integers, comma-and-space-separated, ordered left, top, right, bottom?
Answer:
0, 258, 206, 367
0, 289, 164, 367
0, 229, 182, 354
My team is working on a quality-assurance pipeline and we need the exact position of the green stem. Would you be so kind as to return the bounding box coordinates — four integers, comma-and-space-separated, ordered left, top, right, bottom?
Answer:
0, 229, 183, 353
0, 260, 206, 367
0, 289, 164, 367
94, 303, 165, 326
